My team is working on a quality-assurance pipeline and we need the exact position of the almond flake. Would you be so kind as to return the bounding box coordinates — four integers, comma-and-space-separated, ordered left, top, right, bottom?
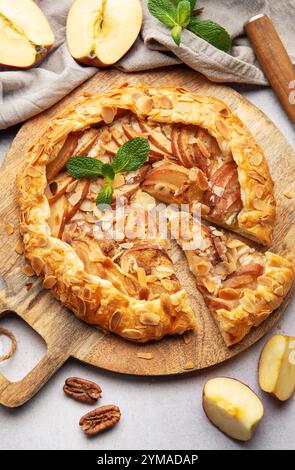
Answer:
216, 119, 231, 140
136, 352, 153, 360
139, 313, 160, 326
183, 361, 195, 370
5, 223, 14, 235
283, 191, 293, 199
22, 265, 35, 277
136, 96, 153, 114
250, 154, 263, 166
15, 240, 24, 254
101, 106, 116, 124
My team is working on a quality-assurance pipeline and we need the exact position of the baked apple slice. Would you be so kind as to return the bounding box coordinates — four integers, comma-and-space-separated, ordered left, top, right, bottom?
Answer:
0, 0, 54, 68
173, 214, 294, 346
203, 377, 264, 441
66, 0, 142, 67
259, 334, 295, 401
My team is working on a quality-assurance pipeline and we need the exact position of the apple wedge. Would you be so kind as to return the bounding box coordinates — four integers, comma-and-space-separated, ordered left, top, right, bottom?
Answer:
259, 334, 295, 401
0, 0, 54, 68
203, 377, 264, 441
66, 0, 142, 67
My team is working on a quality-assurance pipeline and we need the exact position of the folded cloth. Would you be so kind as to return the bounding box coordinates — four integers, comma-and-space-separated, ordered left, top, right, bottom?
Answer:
0, 0, 294, 130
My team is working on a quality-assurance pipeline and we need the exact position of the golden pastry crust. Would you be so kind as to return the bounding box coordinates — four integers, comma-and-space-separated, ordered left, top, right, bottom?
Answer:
17, 83, 281, 344
214, 252, 294, 346
179, 220, 294, 346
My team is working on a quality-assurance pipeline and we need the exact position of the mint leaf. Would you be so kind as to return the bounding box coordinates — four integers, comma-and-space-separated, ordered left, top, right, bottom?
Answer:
66, 156, 103, 179
148, 0, 178, 28
101, 163, 115, 181
187, 18, 232, 52
96, 183, 113, 206
188, 0, 197, 10
111, 138, 149, 174
176, 1, 191, 27
171, 25, 182, 45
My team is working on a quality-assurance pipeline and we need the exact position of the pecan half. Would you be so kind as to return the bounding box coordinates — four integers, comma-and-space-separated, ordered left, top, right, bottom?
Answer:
63, 377, 101, 404
79, 405, 121, 436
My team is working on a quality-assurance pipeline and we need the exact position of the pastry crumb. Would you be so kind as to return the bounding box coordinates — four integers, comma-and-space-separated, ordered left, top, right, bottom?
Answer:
183, 361, 195, 370
136, 352, 153, 360
15, 240, 24, 254
5, 223, 14, 235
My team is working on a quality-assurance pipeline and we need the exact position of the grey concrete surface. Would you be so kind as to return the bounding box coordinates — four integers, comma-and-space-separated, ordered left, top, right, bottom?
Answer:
0, 84, 294, 450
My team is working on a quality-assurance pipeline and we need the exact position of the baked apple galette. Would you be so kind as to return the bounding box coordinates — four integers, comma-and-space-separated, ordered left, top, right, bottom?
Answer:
17, 84, 294, 345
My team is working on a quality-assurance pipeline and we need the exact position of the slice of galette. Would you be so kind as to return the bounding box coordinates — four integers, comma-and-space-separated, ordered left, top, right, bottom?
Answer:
17, 83, 293, 344
171, 214, 294, 346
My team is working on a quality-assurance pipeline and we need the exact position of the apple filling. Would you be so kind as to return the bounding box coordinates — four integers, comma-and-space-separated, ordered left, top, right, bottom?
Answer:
45, 112, 266, 337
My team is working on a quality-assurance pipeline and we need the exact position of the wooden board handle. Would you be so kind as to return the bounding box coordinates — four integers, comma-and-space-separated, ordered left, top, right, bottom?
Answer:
245, 14, 295, 123
0, 348, 69, 407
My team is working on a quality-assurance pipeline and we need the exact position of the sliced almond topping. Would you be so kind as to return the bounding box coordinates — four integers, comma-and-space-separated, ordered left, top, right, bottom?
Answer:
196, 261, 210, 276
80, 200, 95, 212
5, 223, 14, 235
188, 168, 199, 182
66, 180, 78, 193
136, 96, 153, 114
153, 266, 174, 278
31, 256, 45, 276
160, 278, 175, 291
139, 313, 161, 326
136, 352, 153, 360
161, 293, 173, 316
26, 166, 42, 177
83, 287, 92, 300
254, 185, 264, 199
122, 328, 143, 340
226, 239, 244, 249
250, 153, 263, 166
113, 174, 125, 189
249, 171, 266, 184
146, 274, 158, 284
68, 187, 84, 206
43, 275, 57, 289
253, 199, 270, 212
216, 119, 231, 140
22, 264, 35, 277
137, 267, 147, 286
153, 95, 173, 109
274, 286, 284, 296
203, 278, 216, 293
101, 105, 117, 124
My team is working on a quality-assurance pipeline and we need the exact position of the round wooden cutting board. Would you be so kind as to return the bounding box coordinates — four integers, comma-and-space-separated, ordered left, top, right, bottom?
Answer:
0, 67, 295, 407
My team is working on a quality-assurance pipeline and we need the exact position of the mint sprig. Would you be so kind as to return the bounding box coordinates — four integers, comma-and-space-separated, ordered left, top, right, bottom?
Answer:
187, 17, 231, 52
148, 0, 231, 52
66, 137, 150, 206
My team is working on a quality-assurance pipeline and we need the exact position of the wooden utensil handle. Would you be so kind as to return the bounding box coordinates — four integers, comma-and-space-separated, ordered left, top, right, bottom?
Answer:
245, 14, 295, 123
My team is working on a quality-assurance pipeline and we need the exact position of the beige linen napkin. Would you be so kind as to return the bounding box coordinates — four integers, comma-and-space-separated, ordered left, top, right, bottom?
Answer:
0, 0, 294, 130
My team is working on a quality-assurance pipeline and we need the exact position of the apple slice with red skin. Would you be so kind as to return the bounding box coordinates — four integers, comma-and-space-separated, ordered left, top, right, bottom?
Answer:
123, 121, 168, 162
138, 121, 172, 156
203, 377, 264, 441
259, 334, 295, 401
